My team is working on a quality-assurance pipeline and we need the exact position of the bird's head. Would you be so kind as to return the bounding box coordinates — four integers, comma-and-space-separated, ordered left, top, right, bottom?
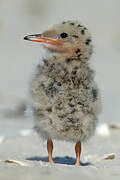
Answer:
24, 20, 93, 60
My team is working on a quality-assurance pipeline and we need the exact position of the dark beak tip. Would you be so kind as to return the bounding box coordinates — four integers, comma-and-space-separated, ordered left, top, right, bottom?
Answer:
24, 36, 29, 41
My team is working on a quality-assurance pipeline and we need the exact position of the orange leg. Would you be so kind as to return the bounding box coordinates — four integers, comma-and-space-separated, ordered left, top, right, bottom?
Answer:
75, 141, 81, 166
47, 139, 54, 163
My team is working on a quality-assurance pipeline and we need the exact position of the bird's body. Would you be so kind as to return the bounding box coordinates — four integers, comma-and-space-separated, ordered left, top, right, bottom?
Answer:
30, 55, 100, 142
24, 20, 101, 165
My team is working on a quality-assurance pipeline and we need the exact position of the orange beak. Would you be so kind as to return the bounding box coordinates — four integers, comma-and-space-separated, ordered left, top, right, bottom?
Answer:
24, 34, 61, 45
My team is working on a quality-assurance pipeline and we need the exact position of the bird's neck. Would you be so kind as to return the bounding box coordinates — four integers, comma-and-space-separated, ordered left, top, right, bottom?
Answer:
44, 54, 89, 73
39, 54, 94, 89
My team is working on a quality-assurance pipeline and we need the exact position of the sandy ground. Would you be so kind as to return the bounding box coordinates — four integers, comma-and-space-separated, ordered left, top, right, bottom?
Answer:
0, 116, 120, 180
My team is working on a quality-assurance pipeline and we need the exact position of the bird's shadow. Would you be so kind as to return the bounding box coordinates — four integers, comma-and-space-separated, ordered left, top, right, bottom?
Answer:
26, 156, 91, 166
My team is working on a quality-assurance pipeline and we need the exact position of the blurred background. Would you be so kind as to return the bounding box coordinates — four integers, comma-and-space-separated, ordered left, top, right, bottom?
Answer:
0, 0, 120, 137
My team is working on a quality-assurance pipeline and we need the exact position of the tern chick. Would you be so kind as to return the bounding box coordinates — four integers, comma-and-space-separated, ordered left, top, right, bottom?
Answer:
24, 20, 101, 166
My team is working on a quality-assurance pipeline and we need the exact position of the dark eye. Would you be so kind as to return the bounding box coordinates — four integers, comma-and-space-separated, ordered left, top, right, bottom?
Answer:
60, 32, 68, 38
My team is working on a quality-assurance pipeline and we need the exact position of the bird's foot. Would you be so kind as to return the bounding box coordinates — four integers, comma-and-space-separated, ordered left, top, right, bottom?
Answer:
75, 161, 80, 166
49, 158, 54, 164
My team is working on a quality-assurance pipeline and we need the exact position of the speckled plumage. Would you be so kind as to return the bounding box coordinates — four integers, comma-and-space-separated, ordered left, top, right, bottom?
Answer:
28, 20, 101, 142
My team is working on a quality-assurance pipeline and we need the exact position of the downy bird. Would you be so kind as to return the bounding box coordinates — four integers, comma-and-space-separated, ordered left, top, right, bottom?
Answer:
24, 20, 101, 166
